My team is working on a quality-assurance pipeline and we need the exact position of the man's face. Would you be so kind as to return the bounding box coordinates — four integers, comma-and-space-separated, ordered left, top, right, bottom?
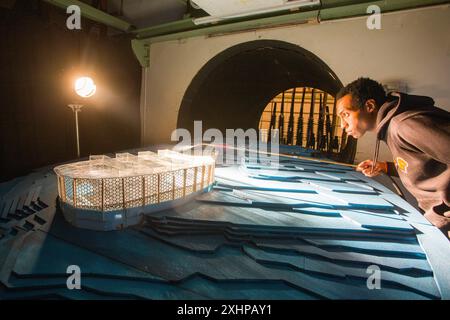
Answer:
336, 94, 376, 139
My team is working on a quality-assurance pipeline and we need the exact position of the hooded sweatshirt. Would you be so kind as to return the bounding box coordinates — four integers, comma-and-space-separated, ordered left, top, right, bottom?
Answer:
374, 92, 450, 230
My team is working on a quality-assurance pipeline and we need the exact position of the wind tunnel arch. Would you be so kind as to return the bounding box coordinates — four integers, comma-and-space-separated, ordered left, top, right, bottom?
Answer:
177, 40, 355, 160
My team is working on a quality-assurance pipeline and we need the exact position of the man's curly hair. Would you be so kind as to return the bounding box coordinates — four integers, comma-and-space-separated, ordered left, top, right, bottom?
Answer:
337, 77, 386, 110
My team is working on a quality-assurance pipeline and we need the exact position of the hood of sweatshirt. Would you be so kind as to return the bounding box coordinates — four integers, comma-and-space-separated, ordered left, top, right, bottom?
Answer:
371, 92, 435, 167
375, 92, 435, 141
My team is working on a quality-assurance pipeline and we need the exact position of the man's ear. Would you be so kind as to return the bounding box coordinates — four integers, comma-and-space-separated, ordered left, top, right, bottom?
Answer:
365, 99, 377, 113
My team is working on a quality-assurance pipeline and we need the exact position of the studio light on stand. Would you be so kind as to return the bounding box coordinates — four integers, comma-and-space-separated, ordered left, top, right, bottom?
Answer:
69, 76, 96, 158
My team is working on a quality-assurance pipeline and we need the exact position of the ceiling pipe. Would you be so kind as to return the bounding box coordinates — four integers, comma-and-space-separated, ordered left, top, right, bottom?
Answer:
192, 0, 320, 25
133, 0, 449, 43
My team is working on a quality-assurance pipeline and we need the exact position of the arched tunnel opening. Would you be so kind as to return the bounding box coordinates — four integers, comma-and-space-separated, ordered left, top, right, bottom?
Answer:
177, 40, 357, 163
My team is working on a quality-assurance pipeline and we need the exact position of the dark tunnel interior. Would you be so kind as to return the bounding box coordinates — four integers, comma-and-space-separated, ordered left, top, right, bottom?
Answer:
178, 40, 343, 133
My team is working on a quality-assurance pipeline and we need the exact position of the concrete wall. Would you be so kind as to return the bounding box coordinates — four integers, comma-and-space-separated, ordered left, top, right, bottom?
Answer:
141, 5, 450, 163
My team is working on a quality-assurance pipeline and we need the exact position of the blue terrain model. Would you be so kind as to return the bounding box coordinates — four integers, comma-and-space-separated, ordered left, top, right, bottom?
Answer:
0, 147, 449, 299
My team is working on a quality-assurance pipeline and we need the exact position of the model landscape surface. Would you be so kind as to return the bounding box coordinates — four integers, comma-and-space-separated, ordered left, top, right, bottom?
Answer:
0, 147, 449, 299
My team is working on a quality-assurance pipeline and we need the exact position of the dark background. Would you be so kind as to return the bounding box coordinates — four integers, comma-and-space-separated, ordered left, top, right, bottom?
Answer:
0, 0, 141, 182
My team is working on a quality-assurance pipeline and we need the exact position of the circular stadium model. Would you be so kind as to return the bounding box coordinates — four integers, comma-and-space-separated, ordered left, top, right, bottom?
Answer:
54, 150, 216, 231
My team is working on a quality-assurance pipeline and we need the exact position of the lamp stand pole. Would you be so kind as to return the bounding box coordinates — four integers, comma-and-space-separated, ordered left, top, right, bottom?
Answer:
68, 104, 84, 158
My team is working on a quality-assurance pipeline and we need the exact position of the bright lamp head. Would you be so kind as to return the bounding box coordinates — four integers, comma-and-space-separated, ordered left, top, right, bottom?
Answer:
74, 77, 96, 98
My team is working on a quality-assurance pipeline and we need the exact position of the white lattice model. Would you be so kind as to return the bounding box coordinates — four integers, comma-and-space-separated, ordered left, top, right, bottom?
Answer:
54, 150, 215, 230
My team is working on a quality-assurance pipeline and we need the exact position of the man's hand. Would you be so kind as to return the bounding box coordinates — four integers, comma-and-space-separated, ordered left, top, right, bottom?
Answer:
356, 160, 388, 177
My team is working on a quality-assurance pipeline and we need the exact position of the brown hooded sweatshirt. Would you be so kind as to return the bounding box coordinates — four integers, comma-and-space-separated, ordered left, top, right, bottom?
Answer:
374, 92, 450, 231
